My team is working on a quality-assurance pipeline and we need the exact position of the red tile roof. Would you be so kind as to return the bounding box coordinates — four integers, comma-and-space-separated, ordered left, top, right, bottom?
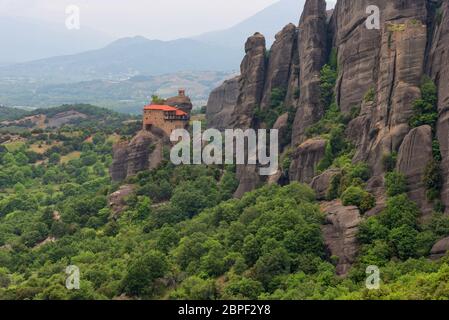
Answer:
144, 104, 188, 116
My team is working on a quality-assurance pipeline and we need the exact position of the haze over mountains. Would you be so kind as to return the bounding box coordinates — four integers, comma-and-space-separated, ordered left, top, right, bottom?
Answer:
0, 0, 312, 112
0, 16, 112, 65
0, 0, 307, 79
0, 37, 241, 82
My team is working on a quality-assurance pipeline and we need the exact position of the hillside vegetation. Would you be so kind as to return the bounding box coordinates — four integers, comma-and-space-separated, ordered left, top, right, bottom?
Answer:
1, 108, 449, 299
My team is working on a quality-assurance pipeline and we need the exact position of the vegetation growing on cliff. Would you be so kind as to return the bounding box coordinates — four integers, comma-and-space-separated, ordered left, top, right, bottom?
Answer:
409, 77, 444, 207
1, 117, 449, 299
353, 170, 449, 282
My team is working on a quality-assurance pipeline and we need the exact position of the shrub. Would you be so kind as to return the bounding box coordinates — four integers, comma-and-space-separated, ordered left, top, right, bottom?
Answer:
385, 171, 407, 197
432, 139, 442, 162
415, 231, 437, 257
169, 276, 217, 300
380, 194, 419, 229
409, 77, 438, 129
317, 126, 347, 172
389, 225, 418, 260
364, 88, 375, 103
359, 193, 376, 214
382, 152, 397, 172
358, 217, 389, 244
341, 186, 375, 213
423, 159, 442, 201
254, 88, 288, 128
281, 152, 293, 174
317, 142, 334, 172
348, 162, 371, 182
320, 64, 337, 109
326, 173, 342, 200
428, 212, 449, 238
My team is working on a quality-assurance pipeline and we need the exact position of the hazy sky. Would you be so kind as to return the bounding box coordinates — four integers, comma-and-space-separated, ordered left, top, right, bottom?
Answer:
0, 0, 336, 40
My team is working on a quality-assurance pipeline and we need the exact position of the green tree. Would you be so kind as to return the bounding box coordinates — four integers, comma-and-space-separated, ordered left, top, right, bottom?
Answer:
380, 194, 419, 229
385, 171, 407, 197
389, 225, 418, 260
122, 251, 168, 296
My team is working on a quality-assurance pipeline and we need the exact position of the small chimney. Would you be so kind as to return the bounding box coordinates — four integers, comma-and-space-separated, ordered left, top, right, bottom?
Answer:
178, 89, 186, 97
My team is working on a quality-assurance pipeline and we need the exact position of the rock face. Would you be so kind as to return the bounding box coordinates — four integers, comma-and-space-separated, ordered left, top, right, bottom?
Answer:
292, 0, 329, 145
108, 184, 135, 218
321, 200, 362, 275
230, 33, 267, 197
311, 169, 341, 200
234, 165, 262, 199
260, 23, 297, 111
206, 76, 240, 131
273, 112, 290, 147
289, 138, 327, 183
231, 33, 267, 129
201, 0, 449, 274
430, 236, 449, 260
429, 0, 449, 213
330, 0, 428, 177
396, 125, 434, 219
331, 0, 382, 115
110, 129, 169, 182
110, 141, 129, 182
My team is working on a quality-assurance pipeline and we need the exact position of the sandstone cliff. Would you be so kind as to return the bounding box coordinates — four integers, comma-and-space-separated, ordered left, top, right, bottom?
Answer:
291, 0, 329, 146
207, 0, 447, 209
110, 128, 169, 182
230, 33, 267, 129
206, 76, 240, 131
204, 0, 449, 272
260, 23, 297, 111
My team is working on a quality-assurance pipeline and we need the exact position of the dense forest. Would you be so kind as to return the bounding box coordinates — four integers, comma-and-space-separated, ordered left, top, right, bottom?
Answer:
0, 103, 449, 300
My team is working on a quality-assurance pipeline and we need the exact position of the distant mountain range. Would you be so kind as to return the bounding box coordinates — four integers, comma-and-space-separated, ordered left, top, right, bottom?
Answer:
0, 0, 305, 81
0, 0, 306, 112
0, 16, 112, 65
0, 37, 242, 83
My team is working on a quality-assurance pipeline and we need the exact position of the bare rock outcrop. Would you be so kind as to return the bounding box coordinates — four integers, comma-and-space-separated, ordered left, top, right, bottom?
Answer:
369, 17, 427, 175
110, 129, 169, 182
231, 33, 267, 129
331, 0, 383, 115
273, 112, 290, 147
109, 184, 135, 218
311, 168, 341, 200
333, 1, 428, 176
289, 138, 327, 183
396, 125, 434, 219
229, 33, 267, 197
47, 111, 88, 128
234, 165, 262, 199
260, 23, 297, 111
321, 200, 362, 275
206, 76, 240, 131
346, 100, 376, 164
291, 0, 329, 145
430, 236, 449, 260
110, 141, 129, 182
